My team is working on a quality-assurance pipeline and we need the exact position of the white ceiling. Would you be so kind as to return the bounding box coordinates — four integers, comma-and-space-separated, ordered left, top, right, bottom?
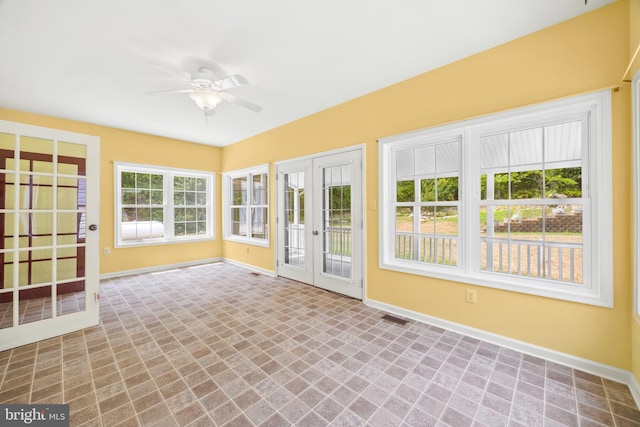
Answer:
0, 0, 613, 147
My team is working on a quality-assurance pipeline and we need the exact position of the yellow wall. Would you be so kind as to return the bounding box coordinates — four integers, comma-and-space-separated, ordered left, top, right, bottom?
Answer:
222, 1, 633, 368
0, 109, 223, 274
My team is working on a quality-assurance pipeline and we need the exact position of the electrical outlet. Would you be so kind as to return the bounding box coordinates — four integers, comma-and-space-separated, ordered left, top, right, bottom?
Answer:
465, 289, 477, 304
103, 247, 110, 255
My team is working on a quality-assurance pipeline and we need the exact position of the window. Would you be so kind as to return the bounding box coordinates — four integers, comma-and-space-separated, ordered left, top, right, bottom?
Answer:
395, 139, 460, 266
479, 121, 585, 284
223, 164, 269, 246
115, 163, 215, 247
379, 91, 612, 307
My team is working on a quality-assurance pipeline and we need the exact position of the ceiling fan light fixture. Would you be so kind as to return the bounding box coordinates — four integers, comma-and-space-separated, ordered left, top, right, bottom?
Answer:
189, 89, 222, 110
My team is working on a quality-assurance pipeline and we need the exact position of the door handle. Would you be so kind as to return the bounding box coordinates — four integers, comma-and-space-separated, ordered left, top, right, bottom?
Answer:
312, 230, 319, 235
89, 224, 98, 231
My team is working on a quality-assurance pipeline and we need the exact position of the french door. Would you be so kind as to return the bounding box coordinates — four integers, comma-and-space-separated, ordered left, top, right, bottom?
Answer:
0, 120, 100, 351
277, 148, 363, 299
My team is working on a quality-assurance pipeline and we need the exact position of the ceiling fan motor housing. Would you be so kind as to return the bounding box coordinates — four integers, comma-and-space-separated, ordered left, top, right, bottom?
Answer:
191, 68, 216, 89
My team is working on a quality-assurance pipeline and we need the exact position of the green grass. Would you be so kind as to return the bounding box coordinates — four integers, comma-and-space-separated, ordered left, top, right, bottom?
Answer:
479, 208, 541, 224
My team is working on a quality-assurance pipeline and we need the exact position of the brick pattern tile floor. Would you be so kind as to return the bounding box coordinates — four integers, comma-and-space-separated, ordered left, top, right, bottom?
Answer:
0, 262, 638, 426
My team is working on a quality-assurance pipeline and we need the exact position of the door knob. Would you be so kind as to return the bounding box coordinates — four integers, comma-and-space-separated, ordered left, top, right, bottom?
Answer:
89, 224, 98, 231
312, 230, 319, 235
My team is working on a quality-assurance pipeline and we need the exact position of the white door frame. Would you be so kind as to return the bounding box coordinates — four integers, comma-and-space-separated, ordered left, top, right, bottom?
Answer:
275, 144, 365, 299
0, 120, 100, 351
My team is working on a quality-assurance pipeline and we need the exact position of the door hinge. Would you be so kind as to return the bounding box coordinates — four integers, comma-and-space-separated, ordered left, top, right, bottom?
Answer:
94, 292, 100, 302
361, 279, 364, 288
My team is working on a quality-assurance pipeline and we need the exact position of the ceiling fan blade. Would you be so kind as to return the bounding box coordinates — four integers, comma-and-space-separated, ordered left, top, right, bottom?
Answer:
220, 93, 262, 112
149, 62, 189, 81
145, 88, 193, 95
215, 74, 249, 90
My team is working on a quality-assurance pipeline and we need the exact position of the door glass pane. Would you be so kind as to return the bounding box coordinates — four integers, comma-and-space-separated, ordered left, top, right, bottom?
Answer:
18, 285, 52, 325
2, 213, 15, 250
0, 132, 15, 151
20, 249, 53, 285
20, 137, 53, 173
57, 213, 79, 245
0, 290, 13, 329
2, 173, 15, 210
58, 142, 86, 176
30, 212, 54, 247
18, 213, 51, 248
57, 287, 85, 316
284, 172, 305, 267
58, 257, 79, 281
322, 164, 352, 279
20, 175, 54, 210
59, 177, 85, 210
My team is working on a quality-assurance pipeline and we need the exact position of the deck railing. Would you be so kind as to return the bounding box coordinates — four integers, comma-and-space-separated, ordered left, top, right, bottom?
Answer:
395, 233, 457, 266
395, 233, 582, 284
481, 237, 582, 283
285, 225, 352, 256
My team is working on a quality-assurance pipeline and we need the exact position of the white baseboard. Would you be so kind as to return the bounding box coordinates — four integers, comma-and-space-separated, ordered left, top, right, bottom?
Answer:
629, 373, 640, 409
99, 257, 223, 280
366, 299, 637, 398
222, 258, 276, 277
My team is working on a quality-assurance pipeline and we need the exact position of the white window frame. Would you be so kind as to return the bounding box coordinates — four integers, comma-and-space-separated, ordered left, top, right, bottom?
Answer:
393, 137, 462, 269
379, 91, 613, 307
222, 164, 270, 247
633, 70, 640, 315
114, 162, 215, 247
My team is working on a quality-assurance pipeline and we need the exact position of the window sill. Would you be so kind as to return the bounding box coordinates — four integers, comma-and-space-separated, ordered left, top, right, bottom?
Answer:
379, 260, 612, 308
223, 235, 270, 248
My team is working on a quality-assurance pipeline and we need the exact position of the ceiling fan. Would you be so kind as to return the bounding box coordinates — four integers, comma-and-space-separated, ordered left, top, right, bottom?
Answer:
147, 63, 262, 117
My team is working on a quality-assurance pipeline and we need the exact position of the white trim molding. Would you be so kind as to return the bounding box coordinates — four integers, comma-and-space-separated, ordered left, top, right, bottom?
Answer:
633, 70, 640, 315
629, 374, 640, 412
99, 258, 223, 280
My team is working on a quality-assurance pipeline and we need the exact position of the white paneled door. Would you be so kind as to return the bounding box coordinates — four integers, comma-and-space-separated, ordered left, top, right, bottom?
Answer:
277, 148, 363, 299
0, 120, 100, 351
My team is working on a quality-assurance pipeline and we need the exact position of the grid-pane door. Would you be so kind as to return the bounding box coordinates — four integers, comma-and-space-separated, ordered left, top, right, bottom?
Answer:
0, 120, 99, 351
277, 149, 363, 299
277, 159, 313, 284
313, 150, 362, 299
